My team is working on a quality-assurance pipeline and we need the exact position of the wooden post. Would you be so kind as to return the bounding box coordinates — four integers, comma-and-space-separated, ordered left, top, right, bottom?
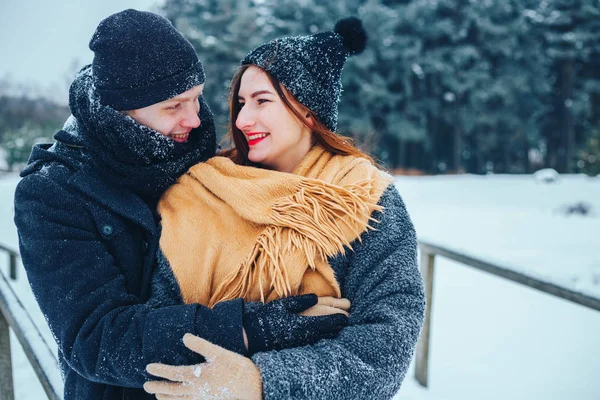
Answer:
414, 248, 435, 387
0, 311, 15, 400
9, 254, 17, 280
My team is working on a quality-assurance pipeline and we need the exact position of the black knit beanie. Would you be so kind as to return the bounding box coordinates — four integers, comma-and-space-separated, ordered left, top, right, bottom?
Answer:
90, 9, 205, 111
241, 17, 367, 132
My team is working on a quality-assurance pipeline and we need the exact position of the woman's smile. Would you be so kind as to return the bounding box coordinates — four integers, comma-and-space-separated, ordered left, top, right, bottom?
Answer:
246, 132, 270, 146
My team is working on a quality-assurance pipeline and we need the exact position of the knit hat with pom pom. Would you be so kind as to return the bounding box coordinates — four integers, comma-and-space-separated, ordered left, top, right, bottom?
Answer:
241, 17, 367, 132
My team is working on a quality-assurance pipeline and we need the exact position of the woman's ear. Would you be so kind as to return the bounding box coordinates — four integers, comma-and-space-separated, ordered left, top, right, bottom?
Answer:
304, 112, 315, 127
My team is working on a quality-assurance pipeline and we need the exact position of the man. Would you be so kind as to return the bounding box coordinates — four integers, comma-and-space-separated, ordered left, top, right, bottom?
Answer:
13, 9, 347, 399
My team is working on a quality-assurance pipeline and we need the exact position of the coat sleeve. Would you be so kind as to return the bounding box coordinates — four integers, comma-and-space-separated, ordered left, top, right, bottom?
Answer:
252, 185, 425, 399
13, 169, 246, 388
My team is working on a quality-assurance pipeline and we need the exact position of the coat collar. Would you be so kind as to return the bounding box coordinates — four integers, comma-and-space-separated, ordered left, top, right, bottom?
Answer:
69, 164, 158, 236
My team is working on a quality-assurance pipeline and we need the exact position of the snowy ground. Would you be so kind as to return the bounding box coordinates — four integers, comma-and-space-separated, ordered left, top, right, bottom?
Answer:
0, 172, 599, 399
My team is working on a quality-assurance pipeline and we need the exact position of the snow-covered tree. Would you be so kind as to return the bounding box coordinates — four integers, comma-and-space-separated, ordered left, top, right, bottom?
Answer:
528, 0, 600, 172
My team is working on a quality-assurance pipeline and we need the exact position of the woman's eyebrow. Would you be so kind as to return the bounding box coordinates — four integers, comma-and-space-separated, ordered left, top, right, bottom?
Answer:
238, 90, 275, 101
250, 90, 273, 98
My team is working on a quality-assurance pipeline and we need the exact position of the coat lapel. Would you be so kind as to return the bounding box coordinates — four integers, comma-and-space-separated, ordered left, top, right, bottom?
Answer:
69, 165, 158, 236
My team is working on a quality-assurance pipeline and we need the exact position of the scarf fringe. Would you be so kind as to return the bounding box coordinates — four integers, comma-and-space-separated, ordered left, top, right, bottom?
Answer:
208, 178, 383, 306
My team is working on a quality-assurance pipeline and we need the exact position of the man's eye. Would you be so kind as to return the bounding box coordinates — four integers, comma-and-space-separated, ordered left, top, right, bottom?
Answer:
167, 103, 181, 110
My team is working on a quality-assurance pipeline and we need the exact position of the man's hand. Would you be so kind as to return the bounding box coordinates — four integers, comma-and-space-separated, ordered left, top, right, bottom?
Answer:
144, 333, 262, 400
243, 294, 350, 355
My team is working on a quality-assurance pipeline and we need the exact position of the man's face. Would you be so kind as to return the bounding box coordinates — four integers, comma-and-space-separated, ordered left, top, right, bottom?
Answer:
126, 84, 205, 143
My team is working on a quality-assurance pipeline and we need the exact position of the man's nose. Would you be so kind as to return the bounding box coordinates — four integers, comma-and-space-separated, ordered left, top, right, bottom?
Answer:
181, 104, 201, 128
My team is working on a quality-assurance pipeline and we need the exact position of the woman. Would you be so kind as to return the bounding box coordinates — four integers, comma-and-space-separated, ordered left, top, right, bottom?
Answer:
145, 17, 425, 399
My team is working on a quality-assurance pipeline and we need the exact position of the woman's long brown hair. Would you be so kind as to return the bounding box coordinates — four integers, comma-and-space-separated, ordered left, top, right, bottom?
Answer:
220, 64, 374, 166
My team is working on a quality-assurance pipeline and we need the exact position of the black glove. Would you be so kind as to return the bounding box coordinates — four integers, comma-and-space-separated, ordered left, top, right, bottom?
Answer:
243, 294, 349, 355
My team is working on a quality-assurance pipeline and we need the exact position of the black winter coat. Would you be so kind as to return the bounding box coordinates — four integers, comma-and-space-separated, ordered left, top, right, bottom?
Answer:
14, 128, 246, 400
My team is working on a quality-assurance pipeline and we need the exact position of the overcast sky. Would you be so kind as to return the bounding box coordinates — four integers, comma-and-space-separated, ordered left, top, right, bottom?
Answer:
0, 0, 163, 101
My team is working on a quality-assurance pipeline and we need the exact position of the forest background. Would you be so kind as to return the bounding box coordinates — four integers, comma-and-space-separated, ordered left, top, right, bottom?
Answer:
1, 0, 599, 176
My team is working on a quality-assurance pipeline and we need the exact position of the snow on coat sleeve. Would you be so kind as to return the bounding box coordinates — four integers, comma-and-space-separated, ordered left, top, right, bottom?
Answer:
13, 169, 245, 388
252, 185, 425, 399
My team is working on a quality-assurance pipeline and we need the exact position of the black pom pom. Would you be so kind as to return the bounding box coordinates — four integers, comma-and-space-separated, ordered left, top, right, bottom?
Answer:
334, 17, 367, 56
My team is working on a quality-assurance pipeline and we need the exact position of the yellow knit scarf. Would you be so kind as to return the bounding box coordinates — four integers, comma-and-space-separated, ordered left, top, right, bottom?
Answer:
158, 146, 393, 307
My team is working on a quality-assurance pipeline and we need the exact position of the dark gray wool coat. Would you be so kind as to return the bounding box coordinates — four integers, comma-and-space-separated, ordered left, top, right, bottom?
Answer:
13, 124, 247, 400
255, 185, 425, 399
153, 183, 426, 399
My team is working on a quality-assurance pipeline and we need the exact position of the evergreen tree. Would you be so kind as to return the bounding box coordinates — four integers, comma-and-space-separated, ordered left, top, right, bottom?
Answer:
528, 0, 600, 172
466, 0, 549, 173
398, 0, 489, 172
575, 127, 600, 176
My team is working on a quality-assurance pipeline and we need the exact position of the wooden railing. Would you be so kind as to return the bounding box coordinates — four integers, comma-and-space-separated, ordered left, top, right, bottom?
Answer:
414, 240, 600, 388
0, 243, 18, 280
0, 246, 63, 399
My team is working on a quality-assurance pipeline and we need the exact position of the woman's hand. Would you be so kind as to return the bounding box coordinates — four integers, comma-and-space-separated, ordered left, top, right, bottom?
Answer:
144, 333, 262, 400
243, 294, 349, 354
300, 296, 351, 317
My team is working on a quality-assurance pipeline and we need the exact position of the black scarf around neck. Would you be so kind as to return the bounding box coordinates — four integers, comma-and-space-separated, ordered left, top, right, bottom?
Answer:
69, 65, 216, 199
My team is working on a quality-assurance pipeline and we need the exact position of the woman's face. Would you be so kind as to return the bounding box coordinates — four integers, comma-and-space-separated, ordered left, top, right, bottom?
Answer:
235, 66, 312, 173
